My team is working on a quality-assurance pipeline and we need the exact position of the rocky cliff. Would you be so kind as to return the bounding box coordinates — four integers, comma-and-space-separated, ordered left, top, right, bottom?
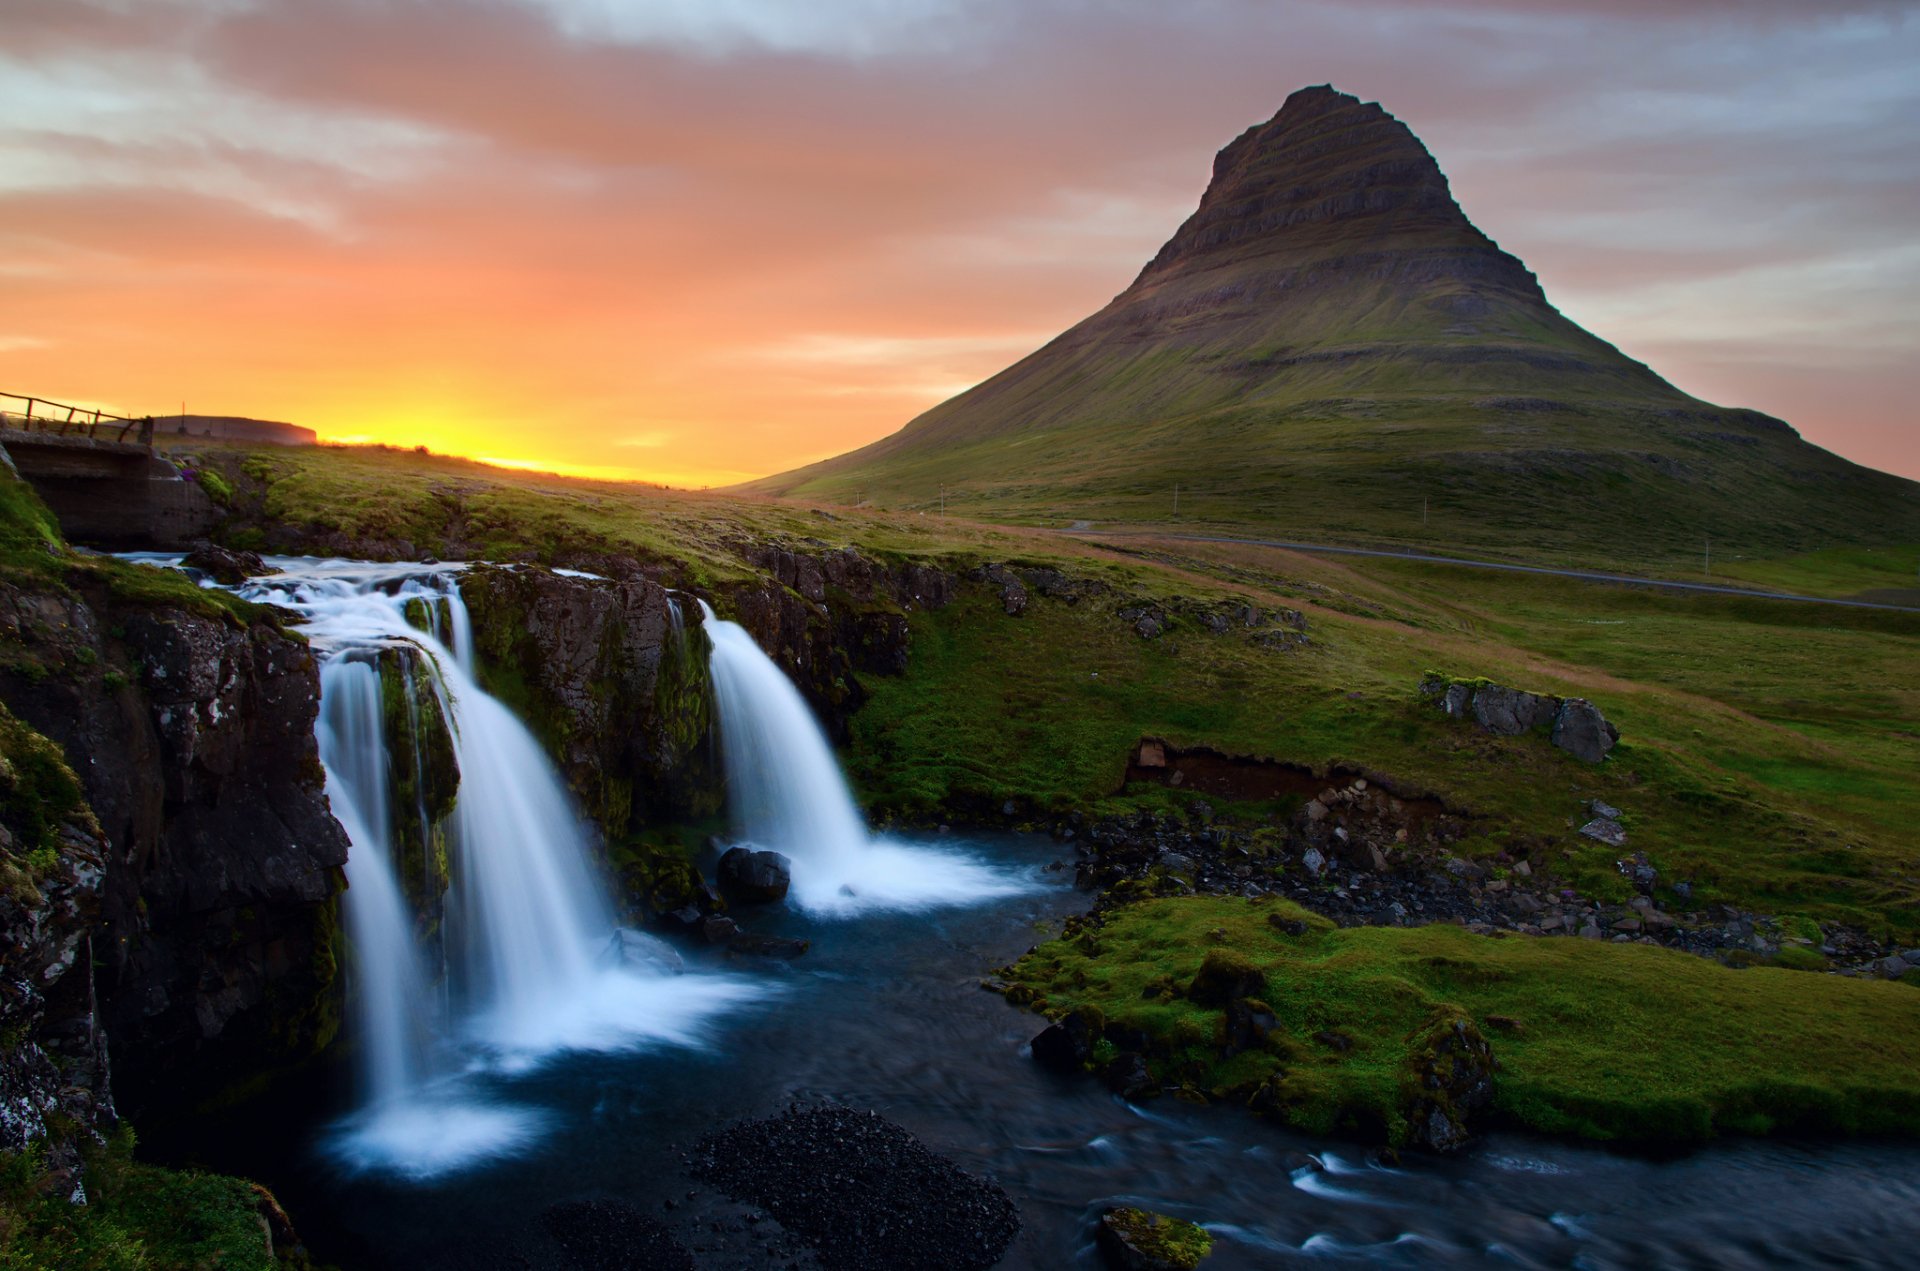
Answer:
0, 701, 114, 1197
0, 557, 346, 1120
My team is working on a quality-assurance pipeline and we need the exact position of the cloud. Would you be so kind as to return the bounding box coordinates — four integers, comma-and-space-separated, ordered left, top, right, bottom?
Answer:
0, 0, 1914, 482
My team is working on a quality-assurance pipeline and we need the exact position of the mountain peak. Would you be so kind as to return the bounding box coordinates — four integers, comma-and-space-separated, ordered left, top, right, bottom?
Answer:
741, 86, 1920, 563
1133, 84, 1483, 291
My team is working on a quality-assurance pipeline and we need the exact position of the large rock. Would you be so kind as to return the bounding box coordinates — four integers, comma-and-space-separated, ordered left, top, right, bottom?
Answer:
1423, 675, 1619, 763
1471, 686, 1557, 735
717, 845, 791, 903
1030, 1010, 1097, 1072
1552, 698, 1620, 763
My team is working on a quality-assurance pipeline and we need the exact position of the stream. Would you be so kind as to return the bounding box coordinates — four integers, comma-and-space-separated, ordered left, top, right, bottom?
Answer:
129, 554, 1920, 1270
163, 829, 1920, 1270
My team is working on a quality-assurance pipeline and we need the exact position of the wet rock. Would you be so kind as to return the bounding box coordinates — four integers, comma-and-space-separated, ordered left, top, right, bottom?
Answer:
690, 1104, 1020, 1271
700, 914, 740, 943
1097, 1206, 1214, 1271
603, 928, 686, 975
181, 542, 266, 585
655, 904, 705, 934
717, 846, 792, 904
1031, 1011, 1097, 1072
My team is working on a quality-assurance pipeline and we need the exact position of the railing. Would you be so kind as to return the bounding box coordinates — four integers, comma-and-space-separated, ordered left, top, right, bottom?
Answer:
1, 391, 154, 445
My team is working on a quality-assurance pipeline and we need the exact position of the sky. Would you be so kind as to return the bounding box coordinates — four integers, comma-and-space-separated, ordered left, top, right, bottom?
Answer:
2, 0, 1916, 486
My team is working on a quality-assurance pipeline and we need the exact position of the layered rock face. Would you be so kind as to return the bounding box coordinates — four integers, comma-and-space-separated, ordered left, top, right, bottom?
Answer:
461, 562, 718, 837
0, 580, 346, 1118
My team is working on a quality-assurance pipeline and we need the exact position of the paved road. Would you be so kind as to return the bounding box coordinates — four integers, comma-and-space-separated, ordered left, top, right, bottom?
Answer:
1061, 530, 1920, 615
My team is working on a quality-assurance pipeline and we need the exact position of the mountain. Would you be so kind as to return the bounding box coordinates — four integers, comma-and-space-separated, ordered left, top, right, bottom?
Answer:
743, 86, 1920, 568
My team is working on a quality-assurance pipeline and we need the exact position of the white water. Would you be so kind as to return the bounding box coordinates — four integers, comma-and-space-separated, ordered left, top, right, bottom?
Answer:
698, 600, 1029, 915
233, 559, 760, 1178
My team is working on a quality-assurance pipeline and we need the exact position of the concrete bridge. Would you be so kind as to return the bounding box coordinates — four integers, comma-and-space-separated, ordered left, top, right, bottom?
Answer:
1, 424, 219, 547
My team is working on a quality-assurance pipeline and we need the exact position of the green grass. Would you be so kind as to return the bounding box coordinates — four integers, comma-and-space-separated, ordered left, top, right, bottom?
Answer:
2, 465, 279, 629
852, 551, 1920, 931
1008, 896, 1920, 1145
0, 1130, 280, 1271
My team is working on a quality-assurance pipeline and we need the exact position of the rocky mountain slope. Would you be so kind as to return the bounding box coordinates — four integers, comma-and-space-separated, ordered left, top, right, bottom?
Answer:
745, 86, 1920, 566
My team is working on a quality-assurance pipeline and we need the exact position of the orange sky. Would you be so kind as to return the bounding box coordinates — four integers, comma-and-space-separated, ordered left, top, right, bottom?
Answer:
4, 1, 1916, 486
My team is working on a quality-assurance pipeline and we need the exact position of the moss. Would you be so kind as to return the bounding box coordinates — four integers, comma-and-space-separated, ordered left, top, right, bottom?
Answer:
0, 701, 98, 901
1769, 945, 1829, 972
0, 1128, 281, 1271
195, 468, 234, 507
1007, 895, 1920, 1147
1102, 1207, 1214, 1270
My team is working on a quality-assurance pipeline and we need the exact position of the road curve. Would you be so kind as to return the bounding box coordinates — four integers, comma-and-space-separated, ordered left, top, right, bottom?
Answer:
1059, 530, 1920, 615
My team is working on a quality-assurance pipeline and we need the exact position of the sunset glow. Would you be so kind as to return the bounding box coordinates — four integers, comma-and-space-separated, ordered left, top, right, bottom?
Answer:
4, 1, 1916, 484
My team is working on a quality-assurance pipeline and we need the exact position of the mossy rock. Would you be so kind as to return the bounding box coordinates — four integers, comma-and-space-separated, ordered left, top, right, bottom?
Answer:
1097, 1206, 1213, 1271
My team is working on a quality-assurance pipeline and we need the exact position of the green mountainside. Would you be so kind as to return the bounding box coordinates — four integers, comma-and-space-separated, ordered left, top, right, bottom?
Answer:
745, 86, 1920, 571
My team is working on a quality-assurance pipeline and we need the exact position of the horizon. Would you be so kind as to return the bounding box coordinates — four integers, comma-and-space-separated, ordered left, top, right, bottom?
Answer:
4, 1, 1916, 487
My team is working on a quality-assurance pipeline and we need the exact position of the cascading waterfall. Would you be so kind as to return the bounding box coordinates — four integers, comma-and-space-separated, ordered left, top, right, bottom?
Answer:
231, 560, 759, 1177
699, 600, 1029, 914
317, 658, 431, 1109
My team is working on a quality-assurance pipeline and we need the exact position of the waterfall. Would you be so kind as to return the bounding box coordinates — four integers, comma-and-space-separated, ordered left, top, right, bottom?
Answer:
317, 658, 430, 1108
699, 600, 1029, 915
231, 560, 759, 1177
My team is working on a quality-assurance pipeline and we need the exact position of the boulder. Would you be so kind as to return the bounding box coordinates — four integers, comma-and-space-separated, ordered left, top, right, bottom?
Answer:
181, 542, 267, 585
1031, 1010, 1097, 1072
1097, 1207, 1214, 1271
717, 845, 792, 903
1471, 686, 1556, 735
1552, 698, 1620, 763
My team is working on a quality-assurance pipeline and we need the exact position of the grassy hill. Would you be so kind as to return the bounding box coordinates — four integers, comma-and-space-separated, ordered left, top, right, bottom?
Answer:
744, 86, 1920, 573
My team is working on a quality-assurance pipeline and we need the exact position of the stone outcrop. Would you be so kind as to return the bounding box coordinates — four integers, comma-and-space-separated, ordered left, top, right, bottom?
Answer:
0, 570, 346, 1119
461, 562, 718, 838
727, 542, 953, 739
1421, 675, 1618, 763
716, 845, 791, 904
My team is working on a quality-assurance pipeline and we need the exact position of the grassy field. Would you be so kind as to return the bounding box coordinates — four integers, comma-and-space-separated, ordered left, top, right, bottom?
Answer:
164, 442, 1920, 934
1006, 896, 1920, 1146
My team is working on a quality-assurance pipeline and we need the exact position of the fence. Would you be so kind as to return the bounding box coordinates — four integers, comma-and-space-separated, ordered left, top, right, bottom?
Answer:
1, 391, 154, 445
